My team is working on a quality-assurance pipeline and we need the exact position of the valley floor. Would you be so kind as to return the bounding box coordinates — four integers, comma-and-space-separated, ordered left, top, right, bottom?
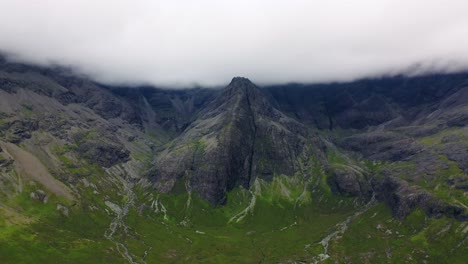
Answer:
1, 173, 466, 263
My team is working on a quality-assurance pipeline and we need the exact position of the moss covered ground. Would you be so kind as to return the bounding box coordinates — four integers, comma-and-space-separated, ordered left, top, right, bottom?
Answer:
0, 142, 466, 263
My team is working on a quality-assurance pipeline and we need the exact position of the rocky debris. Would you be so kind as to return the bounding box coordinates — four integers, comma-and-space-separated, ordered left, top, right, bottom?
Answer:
75, 140, 130, 168
70, 130, 130, 168
56, 204, 69, 217
104, 184, 137, 264
105, 201, 122, 215
30, 189, 48, 203
3, 119, 39, 143
38, 114, 73, 139
373, 177, 467, 221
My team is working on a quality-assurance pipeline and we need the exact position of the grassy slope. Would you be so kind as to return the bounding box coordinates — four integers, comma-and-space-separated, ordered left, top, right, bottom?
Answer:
0, 141, 466, 263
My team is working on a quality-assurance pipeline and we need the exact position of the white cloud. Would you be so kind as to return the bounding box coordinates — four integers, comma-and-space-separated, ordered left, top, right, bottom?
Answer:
1, 0, 468, 87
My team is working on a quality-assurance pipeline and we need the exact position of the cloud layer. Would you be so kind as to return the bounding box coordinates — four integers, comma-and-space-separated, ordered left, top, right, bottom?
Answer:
1, 0, 468, 87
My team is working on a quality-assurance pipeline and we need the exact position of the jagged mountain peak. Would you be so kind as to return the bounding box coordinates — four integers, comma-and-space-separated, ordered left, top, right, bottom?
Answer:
1, 59, 468, 262
227, 76, 255, 89
221, 76, 261, 98
150, 77, 309, 204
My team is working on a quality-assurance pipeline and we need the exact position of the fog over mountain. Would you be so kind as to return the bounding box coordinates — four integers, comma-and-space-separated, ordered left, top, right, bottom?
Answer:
1, 2, 468, 262
1, 0, 468, 87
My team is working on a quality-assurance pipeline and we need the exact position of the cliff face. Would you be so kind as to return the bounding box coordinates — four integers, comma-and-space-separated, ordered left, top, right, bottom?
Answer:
1, 58, 467, 263
0, 56, 466, 218
150, 77, 309, 204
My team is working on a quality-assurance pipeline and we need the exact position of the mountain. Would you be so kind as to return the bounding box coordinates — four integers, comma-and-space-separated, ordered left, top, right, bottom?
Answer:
150, 77, 310, 204
0, 58, 467, 263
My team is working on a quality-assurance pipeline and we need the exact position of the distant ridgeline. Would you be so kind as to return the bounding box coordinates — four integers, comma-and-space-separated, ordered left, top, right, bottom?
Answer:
0, 57, 467, 263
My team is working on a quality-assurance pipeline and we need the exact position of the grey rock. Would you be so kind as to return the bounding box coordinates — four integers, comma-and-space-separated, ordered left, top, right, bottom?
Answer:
56, 204, 69, 217
327, 166, 372, 198
373, 177, 467, 221
75, 140, 130, 168
150, 77, 308, 204
4, 119, 39, 143
339, 131, 422, 161
30, 189, 48, 203
437, 141, 468, 171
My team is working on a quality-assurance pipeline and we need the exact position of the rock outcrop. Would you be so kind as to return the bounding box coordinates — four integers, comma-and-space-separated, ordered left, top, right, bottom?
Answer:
0, 55, 466, 222
150, 77, 308, 204
327, 166, 372, 198
373, 177, 467, 221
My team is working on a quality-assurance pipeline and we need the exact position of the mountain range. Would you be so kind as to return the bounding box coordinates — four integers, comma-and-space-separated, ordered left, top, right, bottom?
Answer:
0, 57, 467, 263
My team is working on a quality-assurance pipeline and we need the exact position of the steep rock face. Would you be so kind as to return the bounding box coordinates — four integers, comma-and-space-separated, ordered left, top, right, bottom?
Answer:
150, 77, 308, 204
327, 166, 372, 198
267, 73, 468, 130
373, 177, 467, 220
70, 130, 130, 168
338, 131, 423, 162
0, 55, 466, 222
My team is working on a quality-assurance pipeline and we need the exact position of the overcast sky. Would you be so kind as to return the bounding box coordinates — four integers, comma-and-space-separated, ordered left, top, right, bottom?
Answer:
1, 0, 468, 87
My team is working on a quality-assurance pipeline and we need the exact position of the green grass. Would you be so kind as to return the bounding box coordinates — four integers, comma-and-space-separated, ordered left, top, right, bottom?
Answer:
0, 182, 122, 263
1, 152, 466, 263
418, 128, 463, 146
123, 185, 357, 263
330, 204, 468, 263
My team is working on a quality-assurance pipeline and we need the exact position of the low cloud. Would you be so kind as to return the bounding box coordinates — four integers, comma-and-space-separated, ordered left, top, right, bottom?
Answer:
1, 0, 468, 87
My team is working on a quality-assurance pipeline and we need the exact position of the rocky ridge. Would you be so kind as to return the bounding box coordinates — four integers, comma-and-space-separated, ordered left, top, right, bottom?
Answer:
0, 57, 467, 262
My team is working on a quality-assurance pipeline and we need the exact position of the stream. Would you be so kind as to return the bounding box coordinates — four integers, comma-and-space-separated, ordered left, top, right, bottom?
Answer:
313, 194, 377, 263
104, 182, 137, 264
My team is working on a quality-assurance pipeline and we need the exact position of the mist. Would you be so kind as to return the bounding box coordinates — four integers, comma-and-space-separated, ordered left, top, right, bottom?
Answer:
1, 0, 468, 87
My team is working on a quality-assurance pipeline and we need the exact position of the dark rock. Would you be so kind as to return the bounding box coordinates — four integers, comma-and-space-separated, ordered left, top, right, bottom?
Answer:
69, 130, 130, 168
5, 119, 39, 143
0, 158, 14, 168
327, 166, 372, 198
74, 140, 130, 168
30, 189, 48, 203
38, 114, 73, 139
455, 183, 468, 190
55, 91, 81, 105
150, 77, 308, 204
379, 151, 450, 183
339, 131, 422, 161
373, 177, 467, 221
0, 78, 18, 93
446, 111, 468, 127
334, 95, 398, 129
56, 204, 69, 217
437, 143, 468, 171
